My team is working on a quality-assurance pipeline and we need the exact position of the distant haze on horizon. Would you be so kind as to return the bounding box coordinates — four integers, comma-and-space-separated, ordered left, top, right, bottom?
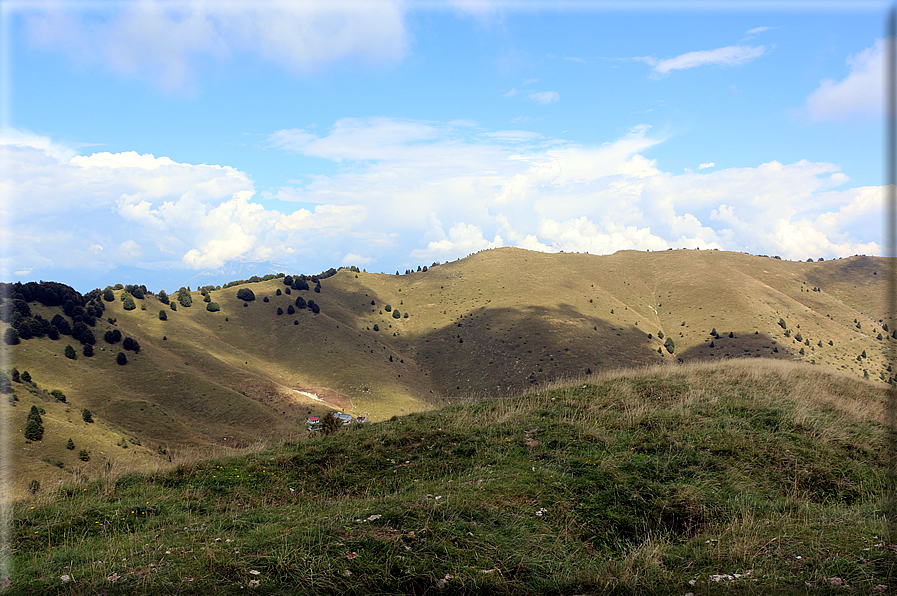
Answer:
0, 1, 886, 292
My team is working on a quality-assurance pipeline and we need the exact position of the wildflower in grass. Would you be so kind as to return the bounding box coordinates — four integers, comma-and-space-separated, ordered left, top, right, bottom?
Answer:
535, 507, 548, 517
346, 551, 358, 560
60, 575, 71, 583
249, 579, 261, 588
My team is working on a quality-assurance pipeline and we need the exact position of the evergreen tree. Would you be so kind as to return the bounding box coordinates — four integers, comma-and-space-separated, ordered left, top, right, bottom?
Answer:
66, 438, 75, 450
83, 344, 94, 357
277, 307, 284, 315
393, 310, 401, 319
103, 288, 115, 302
116, 352, 128, 365
170, 301, 177, 311
64, 344, 77, 360
159, 310, 168, 321
295, 296, 306, 309
236, 288, 256, 302
3, 328, 18, 345
20, 370, 31, 383
24, 406, 43, 441
206, 302, 220, 312
664, 337, 675, 354
122, 337, 140, 353
287, 304, 295, 315
157, 290, 169, 305
122, 295, 136, 311
47, 326, 59, 340
11, 368, 20, 382
82, 409, 93, 423
311, 302, 320, 314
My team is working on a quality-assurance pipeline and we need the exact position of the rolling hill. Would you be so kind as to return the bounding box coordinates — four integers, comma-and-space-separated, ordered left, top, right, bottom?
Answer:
2, 247, 892, 498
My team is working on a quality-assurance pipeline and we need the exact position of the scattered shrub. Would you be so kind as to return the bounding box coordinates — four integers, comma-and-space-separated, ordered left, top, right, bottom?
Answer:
236, 288, 256, 302
78, 449, 90, 462
64, 345, 77, 360
116, 352, 127, 365
82, 409, 93, 423
159, 310, 168, 321
206, 302, 220, 312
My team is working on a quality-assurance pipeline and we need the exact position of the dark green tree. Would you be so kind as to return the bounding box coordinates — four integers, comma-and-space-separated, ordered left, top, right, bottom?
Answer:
170, 301, 177, 311
82, 409, 93, 423
116, 352, 127, 365
277, 307, 284, 315
83, 344, 94, 357
311, 302, 320, 314
21, 370, 31, 383
373, 324, 379, 331
50, 389, 66, 402
3, 328, 18, 345
159, 310, 168, 321
157, 290, 169, 305
64, 344, 77, 360
66, 438, 75, 450
79, 449, 90, 461
287, 304, 295, 315
11, 368, 20, 383
392, 310, 401, 319
403, 312, 408, 318
103, 288, 115, 302
276, 289, 282, 296
177, 288, 192, 307
664, 337, 675, 354
385, 304, 392, 312
236, 288, 256, 302
122, 295, 136, 311
24, 406, 43, 441
206, 302, 220, 312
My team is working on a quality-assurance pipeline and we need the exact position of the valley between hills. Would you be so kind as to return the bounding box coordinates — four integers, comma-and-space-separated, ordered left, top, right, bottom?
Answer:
2, 247, 892, 498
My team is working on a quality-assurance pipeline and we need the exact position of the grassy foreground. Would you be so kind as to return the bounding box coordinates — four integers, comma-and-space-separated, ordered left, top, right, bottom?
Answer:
7, 359, 894, 594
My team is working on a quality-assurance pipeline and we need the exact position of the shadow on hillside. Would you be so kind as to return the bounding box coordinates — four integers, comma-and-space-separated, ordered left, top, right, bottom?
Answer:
413, 303, 663, 397
677, 330, 795, 364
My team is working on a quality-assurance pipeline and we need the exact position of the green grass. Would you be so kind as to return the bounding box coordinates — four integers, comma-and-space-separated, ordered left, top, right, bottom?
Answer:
8, 359, 893, 594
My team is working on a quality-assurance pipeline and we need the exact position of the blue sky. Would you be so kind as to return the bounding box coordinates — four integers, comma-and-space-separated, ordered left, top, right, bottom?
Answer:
0, 0, 888, 292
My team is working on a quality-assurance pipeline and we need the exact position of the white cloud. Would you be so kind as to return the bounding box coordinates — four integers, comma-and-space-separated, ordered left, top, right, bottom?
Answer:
643, 45, 765, 76
746, 26, 772, 35
23, 1, 408, 93
2, 121, 882, 282
527, 91, 560, 104
699, 162, 714, 169
563, 56, 587, 64
805, 39, 882, 122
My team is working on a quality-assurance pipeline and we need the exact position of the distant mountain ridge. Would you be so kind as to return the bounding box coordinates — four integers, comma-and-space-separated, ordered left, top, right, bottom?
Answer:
2, 247, 892, 493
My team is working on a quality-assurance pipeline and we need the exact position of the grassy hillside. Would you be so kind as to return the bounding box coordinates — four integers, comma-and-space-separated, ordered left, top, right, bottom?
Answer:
8, 359, 892, 594
2, 248, 893, 497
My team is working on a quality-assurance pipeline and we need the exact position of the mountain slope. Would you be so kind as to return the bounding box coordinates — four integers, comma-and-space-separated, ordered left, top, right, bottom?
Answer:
2, 248, 891, 496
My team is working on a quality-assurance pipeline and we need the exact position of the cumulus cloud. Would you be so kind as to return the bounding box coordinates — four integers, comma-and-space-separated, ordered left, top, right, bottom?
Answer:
2, 120, 882, 284
22, 0, 408, 93
805, 39, 882, 122
641, 45, 766, 76
527, 91, 560, 104
699, 162, 714, 169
